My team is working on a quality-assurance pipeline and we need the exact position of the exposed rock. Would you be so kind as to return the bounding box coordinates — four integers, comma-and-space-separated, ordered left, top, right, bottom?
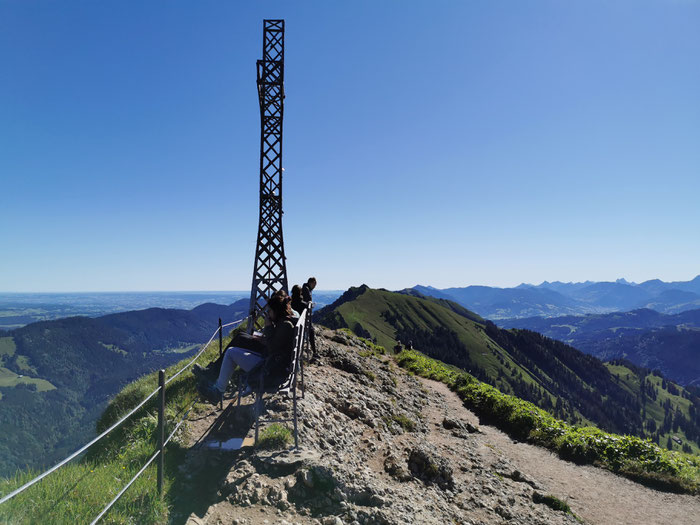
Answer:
407, 444, 455, 490
383, 453, 411, 482
179, 327, 580, 525
442, 417, 479, 434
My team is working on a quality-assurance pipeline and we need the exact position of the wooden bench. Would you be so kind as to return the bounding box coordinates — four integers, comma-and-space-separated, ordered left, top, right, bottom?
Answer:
236, 308, 309, 449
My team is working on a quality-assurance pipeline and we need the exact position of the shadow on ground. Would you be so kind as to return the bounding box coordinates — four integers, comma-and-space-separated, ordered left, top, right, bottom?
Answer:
167, 401, 256, 524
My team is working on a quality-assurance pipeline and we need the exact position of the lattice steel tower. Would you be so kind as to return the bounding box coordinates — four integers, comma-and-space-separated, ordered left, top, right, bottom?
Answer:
248, 19, 288, 332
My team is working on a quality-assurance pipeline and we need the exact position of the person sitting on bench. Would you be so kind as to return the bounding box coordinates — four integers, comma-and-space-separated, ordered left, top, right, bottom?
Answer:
291, 284, 308, 316
195, 290, 297, 404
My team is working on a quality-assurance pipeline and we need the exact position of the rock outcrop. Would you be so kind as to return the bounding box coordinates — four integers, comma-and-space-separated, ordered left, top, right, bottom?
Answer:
173, 327, 584, 525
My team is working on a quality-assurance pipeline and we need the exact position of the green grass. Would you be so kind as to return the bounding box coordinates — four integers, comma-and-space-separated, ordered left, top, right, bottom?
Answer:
0, 324, 244, 524
255, 424, 293, 450
390, 413, 416, 432
396, 349, 700, 494
323, 288, 550, 401
532, 492, 573, 514
14, 355, 37, 374
166, 343, 200, 354
99, 342, 128, 356
0, 366, 56, 391
0, 441, 168, 524
605, 363, 700, 455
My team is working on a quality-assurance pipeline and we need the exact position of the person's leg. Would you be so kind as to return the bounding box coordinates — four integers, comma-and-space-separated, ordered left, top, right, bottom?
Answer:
308, 322, 317, 358
213, 347, 264, 393
232, 349, 265, 373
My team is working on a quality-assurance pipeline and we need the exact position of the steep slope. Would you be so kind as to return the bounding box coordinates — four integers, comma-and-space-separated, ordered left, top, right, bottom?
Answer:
604, 360, 700, 455
0, 299, 247, 477
314, 286, 688, 443
501, 308, 700, 386
169, 328, 699, 525
4, 326, 698, 524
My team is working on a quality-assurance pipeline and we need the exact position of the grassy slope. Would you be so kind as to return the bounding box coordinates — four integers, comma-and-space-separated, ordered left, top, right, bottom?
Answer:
320, 286, 700, 445
330, 288, 546, 393
606, 363, 699, 454
322, 288, 603, 415
0, 336, 56, 392
0, 327, 240, 524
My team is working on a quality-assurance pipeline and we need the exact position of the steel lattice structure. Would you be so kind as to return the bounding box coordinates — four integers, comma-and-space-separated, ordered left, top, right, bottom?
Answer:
248, 19, 288, 332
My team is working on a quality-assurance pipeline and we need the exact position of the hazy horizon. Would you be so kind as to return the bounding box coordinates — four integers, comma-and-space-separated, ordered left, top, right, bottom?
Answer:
2, 273, 699, 294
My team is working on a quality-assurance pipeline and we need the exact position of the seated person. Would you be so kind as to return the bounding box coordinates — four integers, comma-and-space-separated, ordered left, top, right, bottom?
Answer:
291, 284, 309, 316
195, 290, 297, 404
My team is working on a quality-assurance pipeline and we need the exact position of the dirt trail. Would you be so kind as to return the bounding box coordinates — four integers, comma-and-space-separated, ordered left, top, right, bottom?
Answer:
420, 377, 700, 525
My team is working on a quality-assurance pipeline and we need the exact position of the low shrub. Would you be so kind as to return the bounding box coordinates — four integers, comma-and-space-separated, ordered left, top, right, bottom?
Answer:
256, 424, 293, 450
395, 350, 700, 494
392, 414, 416, 432
532, 492, 571, 513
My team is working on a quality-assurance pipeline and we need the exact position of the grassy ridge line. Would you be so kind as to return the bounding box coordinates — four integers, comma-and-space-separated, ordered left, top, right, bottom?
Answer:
395, 349, 700, 494
0, 327, 238, 524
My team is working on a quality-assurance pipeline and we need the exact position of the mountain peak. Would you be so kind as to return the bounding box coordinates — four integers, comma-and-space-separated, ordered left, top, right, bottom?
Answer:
174, 326, 700, 525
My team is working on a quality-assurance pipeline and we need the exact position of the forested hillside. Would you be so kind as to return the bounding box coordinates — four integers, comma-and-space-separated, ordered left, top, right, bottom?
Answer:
0, 300, 247, 476
501, 308, 700, 386
315, 286, 700, 454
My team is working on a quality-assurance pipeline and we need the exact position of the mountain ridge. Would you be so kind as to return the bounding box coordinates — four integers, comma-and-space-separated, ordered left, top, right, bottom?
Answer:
315, 286, 700, 454
0, 299, 248, 476
411, 275, 700, 319
500, 308, 700, 387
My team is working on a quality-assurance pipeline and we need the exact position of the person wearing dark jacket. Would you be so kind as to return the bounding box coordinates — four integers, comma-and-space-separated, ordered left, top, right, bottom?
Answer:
196, 291, 296, 404
291, 284, 308, 315
302, 277, 317, 360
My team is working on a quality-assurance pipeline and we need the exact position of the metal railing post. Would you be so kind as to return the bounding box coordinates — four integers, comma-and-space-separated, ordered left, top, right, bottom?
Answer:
218, 319, 224, 410
218, 318, 223, 359
157, 369, 165, 497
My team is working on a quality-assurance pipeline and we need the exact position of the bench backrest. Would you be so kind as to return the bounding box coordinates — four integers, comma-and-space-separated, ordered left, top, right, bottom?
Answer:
275, 308, 307, 394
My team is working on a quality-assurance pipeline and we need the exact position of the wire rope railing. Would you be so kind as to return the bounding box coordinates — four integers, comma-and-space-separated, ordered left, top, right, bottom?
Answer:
0, 316, 246, 524
87, 449, 161, 525
0, 384, 161, 506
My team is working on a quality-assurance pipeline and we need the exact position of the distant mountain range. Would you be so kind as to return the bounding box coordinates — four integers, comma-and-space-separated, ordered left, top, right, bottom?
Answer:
408, 275, 700, 320
500, 308, 700, 387
0, 290, 344, 330
315, 285, 700, 454
0, 299, 248, 476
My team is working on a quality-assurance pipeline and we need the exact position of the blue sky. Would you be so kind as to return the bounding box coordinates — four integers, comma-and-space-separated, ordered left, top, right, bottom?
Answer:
1, 0, 698, 292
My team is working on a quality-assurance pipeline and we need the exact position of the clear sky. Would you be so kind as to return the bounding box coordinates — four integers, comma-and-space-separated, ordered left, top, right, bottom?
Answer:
1, 0, 698, 292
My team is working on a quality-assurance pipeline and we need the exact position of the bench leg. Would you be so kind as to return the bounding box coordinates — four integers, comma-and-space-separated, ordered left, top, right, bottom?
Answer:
300, 354, 305, 399
254, 392, 261, 444
292, 381, 299, 449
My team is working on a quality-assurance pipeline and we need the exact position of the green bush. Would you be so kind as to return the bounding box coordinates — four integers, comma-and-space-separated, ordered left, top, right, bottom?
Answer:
396, 350, 700, 494
532, 492, 571, 513
256, 424, 292, 450
392, 414, 416, 432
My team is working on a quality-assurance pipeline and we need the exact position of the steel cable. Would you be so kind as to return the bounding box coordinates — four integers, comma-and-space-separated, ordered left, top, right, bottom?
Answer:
88, 450, 160, 525
0, 385, 161, 504
0, 317, 244, 505
165, 317, 245, 386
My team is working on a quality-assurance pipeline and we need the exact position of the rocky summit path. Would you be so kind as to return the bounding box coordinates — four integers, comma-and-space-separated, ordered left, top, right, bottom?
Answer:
171, 328, 699, 525
421, 378, 700, 525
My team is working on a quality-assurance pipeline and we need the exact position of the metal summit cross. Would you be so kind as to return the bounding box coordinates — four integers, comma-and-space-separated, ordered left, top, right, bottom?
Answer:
248, 19, 288, 332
